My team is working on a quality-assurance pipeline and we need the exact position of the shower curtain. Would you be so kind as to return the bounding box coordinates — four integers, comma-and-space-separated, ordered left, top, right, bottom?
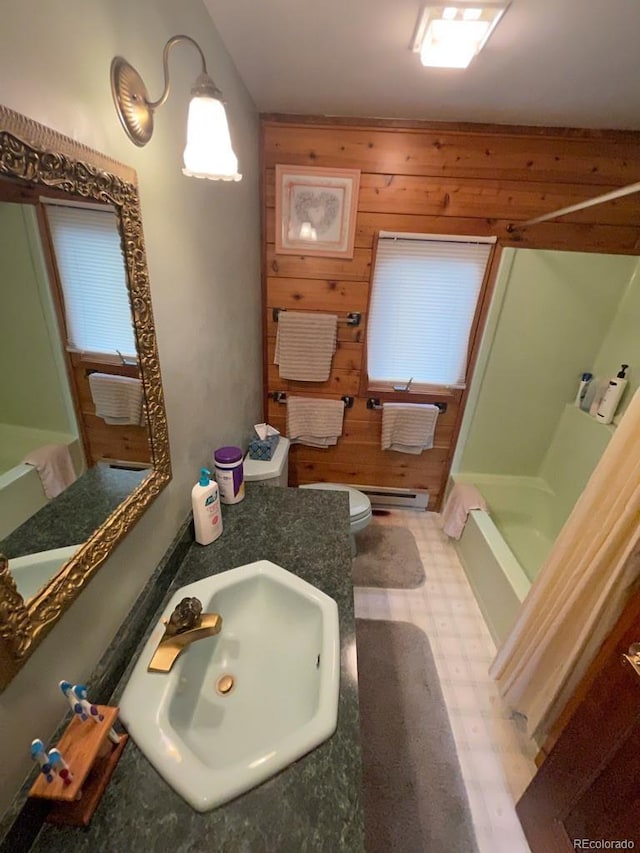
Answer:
490, 387, 640, 740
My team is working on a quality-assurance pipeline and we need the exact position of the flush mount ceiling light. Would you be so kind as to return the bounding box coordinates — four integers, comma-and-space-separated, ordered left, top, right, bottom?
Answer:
411, 3, 509, 69
111, 35, 241, 181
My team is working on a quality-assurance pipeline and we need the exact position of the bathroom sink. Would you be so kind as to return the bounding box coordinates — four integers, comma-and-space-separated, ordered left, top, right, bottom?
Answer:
119, 560, 340, 811
10, 545, 81, 602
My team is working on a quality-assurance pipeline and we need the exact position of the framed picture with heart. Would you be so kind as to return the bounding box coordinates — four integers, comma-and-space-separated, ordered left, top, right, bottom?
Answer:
275, 165, 361, 258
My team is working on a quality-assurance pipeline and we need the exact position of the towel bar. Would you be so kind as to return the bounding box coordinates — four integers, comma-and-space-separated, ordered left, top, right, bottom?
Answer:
272, 307, 361, 327
367, 398, 447, 413
270, 391, 354, 409
84, 367, 140, 378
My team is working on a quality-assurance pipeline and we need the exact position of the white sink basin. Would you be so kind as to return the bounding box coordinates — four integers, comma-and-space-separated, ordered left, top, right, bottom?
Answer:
119, 560, 340, 811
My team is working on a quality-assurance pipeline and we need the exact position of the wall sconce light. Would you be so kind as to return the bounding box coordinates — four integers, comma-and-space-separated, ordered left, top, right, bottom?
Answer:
412, 3, 509, 68
111, 34, 241, 181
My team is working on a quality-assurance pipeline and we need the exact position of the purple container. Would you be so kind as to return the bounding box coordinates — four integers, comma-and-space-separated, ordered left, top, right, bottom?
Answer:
213, 446, 245, 504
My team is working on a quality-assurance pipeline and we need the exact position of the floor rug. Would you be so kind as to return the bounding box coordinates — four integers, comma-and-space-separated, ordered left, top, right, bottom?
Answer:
352, 524, 425, 588
356, 619, 479, 853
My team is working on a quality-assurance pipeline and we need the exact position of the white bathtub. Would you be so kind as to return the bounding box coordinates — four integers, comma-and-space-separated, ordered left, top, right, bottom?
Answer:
10, 544, 81, 602
451, 474, 557, 646
0, 463, 48, 540
0, 423, 81, 539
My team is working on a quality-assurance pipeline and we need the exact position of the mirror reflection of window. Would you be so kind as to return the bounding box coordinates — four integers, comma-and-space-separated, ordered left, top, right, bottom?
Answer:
44, 203, 136, 360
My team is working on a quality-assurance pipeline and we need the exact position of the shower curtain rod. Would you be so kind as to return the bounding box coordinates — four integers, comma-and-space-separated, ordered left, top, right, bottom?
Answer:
507, 180, 640, 232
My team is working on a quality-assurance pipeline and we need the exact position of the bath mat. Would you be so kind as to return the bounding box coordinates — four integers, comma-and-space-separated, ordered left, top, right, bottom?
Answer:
352, 524, 425, 588
356, 619, 479, 853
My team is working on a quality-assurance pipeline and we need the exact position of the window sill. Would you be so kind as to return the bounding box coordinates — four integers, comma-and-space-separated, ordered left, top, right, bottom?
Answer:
68, 349, 139, 367
366, 383, 461, 398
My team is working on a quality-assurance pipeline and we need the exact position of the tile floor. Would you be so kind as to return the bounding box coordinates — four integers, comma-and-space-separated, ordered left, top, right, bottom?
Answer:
354, 510, 537, 853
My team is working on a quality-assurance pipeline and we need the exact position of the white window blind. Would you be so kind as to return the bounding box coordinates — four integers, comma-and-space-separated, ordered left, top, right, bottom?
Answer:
44, 204, 137, 359
367, 233, 494, 390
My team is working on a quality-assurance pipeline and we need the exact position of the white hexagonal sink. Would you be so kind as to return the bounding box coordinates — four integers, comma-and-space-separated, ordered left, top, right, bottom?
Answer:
119, 560, 340, 812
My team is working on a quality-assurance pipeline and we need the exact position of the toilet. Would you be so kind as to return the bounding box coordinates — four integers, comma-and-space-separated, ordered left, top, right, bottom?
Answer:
243, 436, 291, 489
243, 437, 372, 555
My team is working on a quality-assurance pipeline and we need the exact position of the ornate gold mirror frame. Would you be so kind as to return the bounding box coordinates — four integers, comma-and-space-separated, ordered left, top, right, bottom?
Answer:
0, 105, 171, 689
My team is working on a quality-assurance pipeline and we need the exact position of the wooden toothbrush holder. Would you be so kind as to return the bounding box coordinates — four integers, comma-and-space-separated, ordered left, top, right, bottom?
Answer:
28, 705, 128, 826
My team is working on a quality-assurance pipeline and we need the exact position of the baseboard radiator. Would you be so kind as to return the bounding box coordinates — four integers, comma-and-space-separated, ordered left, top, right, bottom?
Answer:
353, 485, 429, 511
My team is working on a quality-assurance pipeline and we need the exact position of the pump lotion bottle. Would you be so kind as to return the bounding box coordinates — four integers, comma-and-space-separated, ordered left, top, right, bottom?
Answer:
596, 364, 629, 424
192, 468, 223, 545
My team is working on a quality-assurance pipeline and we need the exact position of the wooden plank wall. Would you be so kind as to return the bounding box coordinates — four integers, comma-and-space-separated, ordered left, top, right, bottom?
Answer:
262, 117, 640, 509
70, 354, 151, 467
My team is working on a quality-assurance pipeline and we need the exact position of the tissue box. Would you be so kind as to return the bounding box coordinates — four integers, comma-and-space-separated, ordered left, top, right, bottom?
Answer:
247, 433, 280, 460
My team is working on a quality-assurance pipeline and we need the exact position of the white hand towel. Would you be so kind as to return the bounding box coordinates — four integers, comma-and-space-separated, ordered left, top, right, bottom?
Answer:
286, 396, 345, 448
381, 403, 439, 454
440, 483, 488, 539
274, 312, 338, 381
88, 373, 144, 426
23, 443, 77, 499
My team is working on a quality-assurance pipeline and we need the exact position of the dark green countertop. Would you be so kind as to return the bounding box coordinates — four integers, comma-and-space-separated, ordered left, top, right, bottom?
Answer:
30, 485, 365, 853
1, 465, 149, 559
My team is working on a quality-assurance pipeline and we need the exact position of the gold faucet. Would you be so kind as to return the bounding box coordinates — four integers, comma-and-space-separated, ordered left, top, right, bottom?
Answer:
148, 596, 222, 673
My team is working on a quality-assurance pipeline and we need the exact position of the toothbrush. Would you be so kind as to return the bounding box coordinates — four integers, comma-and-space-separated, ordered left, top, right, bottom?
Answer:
106, 728, 122, 745
60, 681, 104, 723
31, 739, 55, 784
59, 680, 88, 721
74, 684, 121, 743
74, 684, 105, 722
48, 748, 73, 786
60, 681, 121, 744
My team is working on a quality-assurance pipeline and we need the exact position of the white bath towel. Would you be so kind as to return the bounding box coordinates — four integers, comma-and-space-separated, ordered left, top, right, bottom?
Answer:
274, 311, 338, 381
23, 443, 77, 499
381, 403, 439, 454
88, 373, 144, 426
286, 396, 345, 448
441, 483, 488, 540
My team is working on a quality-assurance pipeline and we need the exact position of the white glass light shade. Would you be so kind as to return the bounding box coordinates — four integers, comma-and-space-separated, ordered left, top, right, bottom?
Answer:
420, 18, 490, 68
412, 4, 509, 69
182, 95, 242, 181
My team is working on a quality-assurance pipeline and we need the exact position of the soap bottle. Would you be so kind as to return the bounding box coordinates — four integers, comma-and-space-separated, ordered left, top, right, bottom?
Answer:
192, 468, 223, 545
596, 364, 629, 424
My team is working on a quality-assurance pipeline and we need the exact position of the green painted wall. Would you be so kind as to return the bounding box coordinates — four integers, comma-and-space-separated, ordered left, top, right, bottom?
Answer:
459, 249, 635, 475
592, 259, 640, 422
539, 404, 614, 536
0, 204, 74, 431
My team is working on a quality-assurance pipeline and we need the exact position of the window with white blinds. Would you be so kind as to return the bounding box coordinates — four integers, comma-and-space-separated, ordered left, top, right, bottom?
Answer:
44, 203, 137, 359
367, 233, 494, 390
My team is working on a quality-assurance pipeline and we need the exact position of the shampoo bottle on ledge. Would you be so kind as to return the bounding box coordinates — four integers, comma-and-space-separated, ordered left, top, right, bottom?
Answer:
574, 372, 593, 408
596, 364, 629, 425
192, 468, 223, 545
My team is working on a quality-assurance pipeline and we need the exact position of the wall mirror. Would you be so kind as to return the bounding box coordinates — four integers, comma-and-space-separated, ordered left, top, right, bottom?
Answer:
0, 105, 171, 689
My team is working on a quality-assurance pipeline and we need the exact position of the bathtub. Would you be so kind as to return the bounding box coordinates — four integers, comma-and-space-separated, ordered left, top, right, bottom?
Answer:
10, 544, 81, 602
451, 473, 558, 646
0, 423, 81, 540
